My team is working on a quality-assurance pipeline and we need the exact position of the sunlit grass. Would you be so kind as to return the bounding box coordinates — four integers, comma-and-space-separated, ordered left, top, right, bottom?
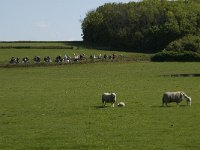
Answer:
0, 62, 200, 149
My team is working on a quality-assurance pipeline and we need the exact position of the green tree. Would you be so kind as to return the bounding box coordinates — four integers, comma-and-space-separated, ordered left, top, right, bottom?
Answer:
81, 0, 200, 52
81, 10, 104, 43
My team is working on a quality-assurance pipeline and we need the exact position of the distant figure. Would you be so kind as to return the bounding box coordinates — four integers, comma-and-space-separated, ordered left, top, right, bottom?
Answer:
22, 57, 29, 63
112, 53, 116, 59
44, 56, 52, 63
55, 55, 62, 63
33, 56, 40, 63
98, 54, 102, 59
74, 53, 79, 61
79, 53, 86, 60
103, 54, 107, 59
63, 55, 70, 63
90, 54, 96, 60
10, 57, 19, 64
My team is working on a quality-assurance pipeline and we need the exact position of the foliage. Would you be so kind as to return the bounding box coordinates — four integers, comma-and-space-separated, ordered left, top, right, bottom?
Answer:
1, 62, 200, 149
165, 35, 200, 53
82, 0, 200, 52
151, 50, 200, 61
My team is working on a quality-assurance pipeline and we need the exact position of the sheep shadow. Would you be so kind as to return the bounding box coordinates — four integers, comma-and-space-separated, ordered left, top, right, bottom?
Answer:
179, 105, 189, 107
151, 105, 189, 108
163, 73, 200, 77
93, 105, 114, 109
151, 105, 172, 108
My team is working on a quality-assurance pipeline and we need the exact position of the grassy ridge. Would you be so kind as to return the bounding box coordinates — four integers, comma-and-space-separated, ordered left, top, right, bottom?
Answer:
0, 41, 81, 49
0, 49, 151, 66
0, 42, 151, 68
0, 62, 200, 149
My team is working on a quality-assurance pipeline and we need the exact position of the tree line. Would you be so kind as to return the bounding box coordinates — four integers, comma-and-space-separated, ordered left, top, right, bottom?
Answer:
81, 0, 200, 53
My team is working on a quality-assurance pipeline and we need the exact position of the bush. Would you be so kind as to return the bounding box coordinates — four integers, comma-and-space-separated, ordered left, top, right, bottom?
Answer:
151, 50, 200, 62
165, 35, 200, 53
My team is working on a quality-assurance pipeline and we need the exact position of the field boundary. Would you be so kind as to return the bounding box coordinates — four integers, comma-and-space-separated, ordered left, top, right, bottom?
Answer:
0, 56, 150, 68
0, 41, 82, 49
0, 46, 74, 49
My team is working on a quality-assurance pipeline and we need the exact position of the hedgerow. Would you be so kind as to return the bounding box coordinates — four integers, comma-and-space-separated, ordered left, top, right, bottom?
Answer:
151, 50, 200, 62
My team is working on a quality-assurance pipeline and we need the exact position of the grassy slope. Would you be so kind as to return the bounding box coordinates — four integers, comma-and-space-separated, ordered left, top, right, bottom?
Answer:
0, 62, 200, 149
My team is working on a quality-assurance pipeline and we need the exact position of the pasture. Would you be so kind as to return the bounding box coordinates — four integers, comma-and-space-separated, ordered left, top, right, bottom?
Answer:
0, 60, 200, 149
0, 42, 200, 149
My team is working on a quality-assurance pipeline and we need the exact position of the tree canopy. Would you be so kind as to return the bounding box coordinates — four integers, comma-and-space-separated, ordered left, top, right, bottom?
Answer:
81, 0, 200, 52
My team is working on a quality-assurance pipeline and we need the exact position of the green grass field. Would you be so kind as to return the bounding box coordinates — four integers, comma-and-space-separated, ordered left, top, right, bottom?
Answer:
0, 59, 200, 149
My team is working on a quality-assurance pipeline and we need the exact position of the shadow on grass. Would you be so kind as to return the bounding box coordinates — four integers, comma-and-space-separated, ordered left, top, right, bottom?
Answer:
93, 106, 112, 109
151, 105, 189, 108
162, 73, 200, 77
151, 105, 170, 108
179, 105, 190, 107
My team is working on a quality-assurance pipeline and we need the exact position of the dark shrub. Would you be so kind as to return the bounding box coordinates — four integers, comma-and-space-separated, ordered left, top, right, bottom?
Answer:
165, 35, 200, 53
151, 50, 200, 62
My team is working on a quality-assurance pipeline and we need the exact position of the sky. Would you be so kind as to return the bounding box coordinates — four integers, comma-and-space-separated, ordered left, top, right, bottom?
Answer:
0, 0, 139, 41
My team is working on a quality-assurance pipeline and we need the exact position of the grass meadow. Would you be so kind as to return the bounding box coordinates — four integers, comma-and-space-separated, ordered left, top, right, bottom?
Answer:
0, 42, 200, 149
0, 60, 200, 149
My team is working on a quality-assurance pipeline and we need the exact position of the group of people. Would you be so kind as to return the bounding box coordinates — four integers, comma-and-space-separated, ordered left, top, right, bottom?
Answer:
9, 53, 117, 64
90, 53, 116, 60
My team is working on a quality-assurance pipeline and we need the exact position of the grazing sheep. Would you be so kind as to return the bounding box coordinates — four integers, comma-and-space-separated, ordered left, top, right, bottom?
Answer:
117, 102, 125, 107
162, 91, 192, 106
102, 93, 116, 107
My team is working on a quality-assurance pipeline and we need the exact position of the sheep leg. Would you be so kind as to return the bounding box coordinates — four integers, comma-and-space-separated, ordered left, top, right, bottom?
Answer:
102, 101, 105, 107
112, 103, 114, 107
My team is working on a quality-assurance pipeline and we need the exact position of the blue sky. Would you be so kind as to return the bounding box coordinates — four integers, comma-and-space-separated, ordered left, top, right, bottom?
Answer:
0, 0, 139, 41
